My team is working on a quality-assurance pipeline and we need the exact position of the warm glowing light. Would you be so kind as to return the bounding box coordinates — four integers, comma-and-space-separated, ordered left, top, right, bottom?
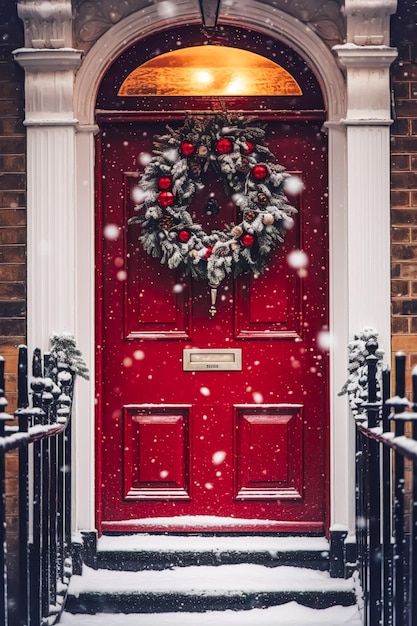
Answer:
118, 46, 302, 97
225, 76, 246, 94
194, 70, 214, 86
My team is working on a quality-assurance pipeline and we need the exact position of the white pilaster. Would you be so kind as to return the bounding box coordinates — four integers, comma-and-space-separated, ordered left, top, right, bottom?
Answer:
335, 45, 397, 357
13, 48, 82, 355
332, 43, 396, 532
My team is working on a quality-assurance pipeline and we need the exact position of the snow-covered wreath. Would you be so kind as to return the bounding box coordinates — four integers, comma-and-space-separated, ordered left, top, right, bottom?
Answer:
129, 113, 297, 315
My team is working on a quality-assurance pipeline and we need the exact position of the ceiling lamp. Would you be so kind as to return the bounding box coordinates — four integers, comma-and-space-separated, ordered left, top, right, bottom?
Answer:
199, 0, 221, 28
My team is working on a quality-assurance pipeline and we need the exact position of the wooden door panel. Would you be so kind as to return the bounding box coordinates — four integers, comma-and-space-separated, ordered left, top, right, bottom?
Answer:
123, 405, 191, 500
125, 175, 191, 339
234, 254, 301, 337
234, 172, 302, 338
234, 405, 303, 500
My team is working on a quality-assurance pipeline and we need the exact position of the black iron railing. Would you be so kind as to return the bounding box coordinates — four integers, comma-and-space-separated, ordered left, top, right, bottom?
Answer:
355, 342, 417, 626
0, 345, 74, 626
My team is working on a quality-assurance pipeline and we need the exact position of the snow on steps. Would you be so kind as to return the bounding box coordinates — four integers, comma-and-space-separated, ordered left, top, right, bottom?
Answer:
62, 535, 361, 624
95, 534, 331, 571
60, 602, 362, 625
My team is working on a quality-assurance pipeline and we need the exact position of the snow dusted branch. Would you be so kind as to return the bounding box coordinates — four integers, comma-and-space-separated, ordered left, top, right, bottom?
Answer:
338, 327, 385, 417
49, 332, 89, 380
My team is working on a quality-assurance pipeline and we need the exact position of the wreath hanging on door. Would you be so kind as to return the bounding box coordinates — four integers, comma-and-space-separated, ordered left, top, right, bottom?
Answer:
129, 113, 297, 315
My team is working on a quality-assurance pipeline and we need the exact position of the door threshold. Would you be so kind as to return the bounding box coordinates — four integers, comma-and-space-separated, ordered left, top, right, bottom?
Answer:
101, 516, 324, 534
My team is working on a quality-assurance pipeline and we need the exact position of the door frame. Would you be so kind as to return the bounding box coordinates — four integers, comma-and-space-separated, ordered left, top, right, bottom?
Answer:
14, 0, 396, 537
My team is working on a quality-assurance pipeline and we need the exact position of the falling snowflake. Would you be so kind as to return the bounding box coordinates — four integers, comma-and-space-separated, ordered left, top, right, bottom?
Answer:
284, 175, 305, 195
103, 224, 120, 240
156, 1, 177, 18
131, 186, 148, 204
317, 330, 334, 351
139, 152, 152, 166
287, 249, 308, 269
212, 451, 226, 465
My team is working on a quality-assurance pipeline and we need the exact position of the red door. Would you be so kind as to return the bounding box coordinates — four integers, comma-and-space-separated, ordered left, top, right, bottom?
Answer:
96, 113, 328, 533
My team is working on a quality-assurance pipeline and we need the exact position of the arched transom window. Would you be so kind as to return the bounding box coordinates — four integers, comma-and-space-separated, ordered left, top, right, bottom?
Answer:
117, 45, 302, 97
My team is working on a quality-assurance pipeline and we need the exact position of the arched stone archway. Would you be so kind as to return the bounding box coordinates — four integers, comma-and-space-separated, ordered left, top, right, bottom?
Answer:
73, 2, 350, 533
74, 3, 345, 125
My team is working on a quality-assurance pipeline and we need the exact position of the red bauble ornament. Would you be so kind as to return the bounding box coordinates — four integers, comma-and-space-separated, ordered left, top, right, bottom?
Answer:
242, 234, 255, 247
204, 246, 213, 258
158, 177, 172, 190
216, 138, 233, 154
252, 164, 268, 180
243, 141, 254, 154
180, 141, 196, 156
158, 191, 174, 207
178, 230, 191, 243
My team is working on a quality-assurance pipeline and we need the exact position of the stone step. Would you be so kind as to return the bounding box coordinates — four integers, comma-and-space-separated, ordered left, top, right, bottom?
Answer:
61, 601, 363, 625
64, 562, 358, 615
95, 534, 331, 571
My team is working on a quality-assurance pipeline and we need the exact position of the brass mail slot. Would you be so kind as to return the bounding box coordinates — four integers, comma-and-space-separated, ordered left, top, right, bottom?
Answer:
183, 348, 242, 371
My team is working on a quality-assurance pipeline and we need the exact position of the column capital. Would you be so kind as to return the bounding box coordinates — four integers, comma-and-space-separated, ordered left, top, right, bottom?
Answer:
333, 44, 397, 123
13, 47, 82, 73
334, 44, 398, 70
17, 0, 73, 48
13, 48, 82, 127
344, 0, 398, 46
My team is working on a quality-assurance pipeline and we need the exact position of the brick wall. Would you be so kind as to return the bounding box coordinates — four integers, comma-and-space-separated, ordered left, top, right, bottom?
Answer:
391, 0, 417, 390
0, 0, 26, 615
0, 1, 26, 365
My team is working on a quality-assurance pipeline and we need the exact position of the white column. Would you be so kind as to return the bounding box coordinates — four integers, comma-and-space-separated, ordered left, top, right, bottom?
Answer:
13, 48, 82, 354
330, 1, 397, 533
346, 124, 392, 342
335, 45, 397, 357
332, 44, 396, 531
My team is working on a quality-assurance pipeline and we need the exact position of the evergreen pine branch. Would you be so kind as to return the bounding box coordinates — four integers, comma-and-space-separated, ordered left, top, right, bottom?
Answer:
49, 332, 90, 380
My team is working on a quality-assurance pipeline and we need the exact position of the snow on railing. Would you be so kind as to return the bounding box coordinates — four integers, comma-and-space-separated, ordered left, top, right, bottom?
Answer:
353, 343, 417, 626
0, 345, 75, 626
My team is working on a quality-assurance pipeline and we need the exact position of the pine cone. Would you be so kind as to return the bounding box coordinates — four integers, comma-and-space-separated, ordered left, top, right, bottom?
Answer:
190, 161, 202, 177
160, 215, 174, 231
240, 157, 250, 174
245, 210, 256, 222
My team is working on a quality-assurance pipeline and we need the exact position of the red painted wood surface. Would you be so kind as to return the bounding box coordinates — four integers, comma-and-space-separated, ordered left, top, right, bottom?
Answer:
96, 114, 328, 533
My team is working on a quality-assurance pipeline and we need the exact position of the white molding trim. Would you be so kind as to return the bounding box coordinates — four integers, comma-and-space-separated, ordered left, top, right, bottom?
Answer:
16, 0, 395, 533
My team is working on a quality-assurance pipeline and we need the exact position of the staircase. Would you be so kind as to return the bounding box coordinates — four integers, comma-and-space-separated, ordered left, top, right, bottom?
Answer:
60, 535, 362, 625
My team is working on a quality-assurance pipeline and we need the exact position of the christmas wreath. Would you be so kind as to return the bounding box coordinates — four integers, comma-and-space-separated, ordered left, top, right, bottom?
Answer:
129, 113, 297, 315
